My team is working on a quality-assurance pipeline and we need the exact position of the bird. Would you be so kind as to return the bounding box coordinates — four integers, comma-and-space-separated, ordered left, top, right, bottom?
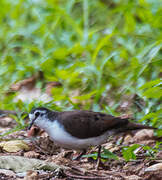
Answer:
28, 107, 156, 168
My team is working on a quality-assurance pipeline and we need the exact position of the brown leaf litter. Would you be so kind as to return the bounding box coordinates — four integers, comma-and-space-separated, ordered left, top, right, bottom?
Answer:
0, 121, 161, 180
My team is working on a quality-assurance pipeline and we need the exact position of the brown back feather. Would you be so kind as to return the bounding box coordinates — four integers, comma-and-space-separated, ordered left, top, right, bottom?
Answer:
57, 110, 129, 138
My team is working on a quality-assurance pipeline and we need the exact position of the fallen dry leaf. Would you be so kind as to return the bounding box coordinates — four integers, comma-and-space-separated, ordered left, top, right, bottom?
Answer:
123, 134, 133, 144
10, 76, 36, 91
0, 169, 16, 178
27, 126, 43, 137
24, 170, 39, 180
10, 73, 61, 103
145, 163, 162, 172
0, 140, 30, 152
0, 155, 68, 172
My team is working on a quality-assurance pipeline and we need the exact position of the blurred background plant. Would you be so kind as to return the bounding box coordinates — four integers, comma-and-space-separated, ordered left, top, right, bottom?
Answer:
0, 0, 161, 132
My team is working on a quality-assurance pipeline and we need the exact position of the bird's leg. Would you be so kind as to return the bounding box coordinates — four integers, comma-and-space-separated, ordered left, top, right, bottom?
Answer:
96, 145, 103, 170
72, 149, 87, 160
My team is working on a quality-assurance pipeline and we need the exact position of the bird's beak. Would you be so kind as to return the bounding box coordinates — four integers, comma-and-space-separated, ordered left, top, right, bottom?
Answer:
28, 114, 36, 130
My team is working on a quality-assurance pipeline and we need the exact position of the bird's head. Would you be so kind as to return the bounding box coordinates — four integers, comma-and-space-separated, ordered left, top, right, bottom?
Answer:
28, 107, 50, 130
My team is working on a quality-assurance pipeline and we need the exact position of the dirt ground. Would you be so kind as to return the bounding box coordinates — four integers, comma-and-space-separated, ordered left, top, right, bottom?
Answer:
0, 116, 161, 180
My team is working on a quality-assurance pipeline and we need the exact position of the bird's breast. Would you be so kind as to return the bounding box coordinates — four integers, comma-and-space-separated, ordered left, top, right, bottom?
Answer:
45, 120, 111, 149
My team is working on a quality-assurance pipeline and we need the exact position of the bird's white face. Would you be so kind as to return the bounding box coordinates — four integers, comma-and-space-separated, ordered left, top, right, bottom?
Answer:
28, 109, 48, 130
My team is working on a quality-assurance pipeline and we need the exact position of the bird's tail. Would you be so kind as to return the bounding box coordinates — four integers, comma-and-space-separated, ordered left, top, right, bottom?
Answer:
126, 121, 157, 130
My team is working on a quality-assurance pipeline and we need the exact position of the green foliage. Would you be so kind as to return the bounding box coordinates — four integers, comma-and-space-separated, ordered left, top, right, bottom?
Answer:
0, 0, 161, 130
139, 79, 162, 99
83, 148, 118, 160
122, 144, 140, 161
101, 148, 119, 160
143, 142, 162, 158
122, 142, 162, 161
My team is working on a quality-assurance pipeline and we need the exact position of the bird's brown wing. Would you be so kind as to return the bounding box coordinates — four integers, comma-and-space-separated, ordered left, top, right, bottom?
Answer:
58, 110, 129, 139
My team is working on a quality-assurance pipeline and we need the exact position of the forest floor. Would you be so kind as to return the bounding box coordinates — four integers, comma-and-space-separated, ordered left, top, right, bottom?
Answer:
0, 78, 161, 180
0, 117, 161, 180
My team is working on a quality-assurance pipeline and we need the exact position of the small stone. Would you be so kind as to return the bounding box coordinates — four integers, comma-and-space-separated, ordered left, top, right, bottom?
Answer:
134, 129, 154, 141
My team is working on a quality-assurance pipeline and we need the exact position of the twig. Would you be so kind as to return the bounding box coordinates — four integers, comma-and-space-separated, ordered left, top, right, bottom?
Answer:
64, 171, 108, 179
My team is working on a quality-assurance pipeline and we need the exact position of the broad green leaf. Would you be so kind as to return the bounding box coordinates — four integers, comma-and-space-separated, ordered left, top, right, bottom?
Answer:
122, 144, 140, 161
143, 87, 162, 98
74, 90, 97, 100
139, 79, 161, 90
102, 148, 118, 160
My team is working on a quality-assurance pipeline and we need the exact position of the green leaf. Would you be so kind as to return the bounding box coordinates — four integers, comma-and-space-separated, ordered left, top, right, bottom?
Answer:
143, 86, 162, 98
92, 35, 112, 64
139, 79, 161, 90
82, 148, 118, 161
73, 90, 97, 101
122, 144, 140, 161
102, 148, 118, 160
82, 153, 97, 160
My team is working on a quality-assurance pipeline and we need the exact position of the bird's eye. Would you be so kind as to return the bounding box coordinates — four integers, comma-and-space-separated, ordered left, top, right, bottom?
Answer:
35, 112, 40, 117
